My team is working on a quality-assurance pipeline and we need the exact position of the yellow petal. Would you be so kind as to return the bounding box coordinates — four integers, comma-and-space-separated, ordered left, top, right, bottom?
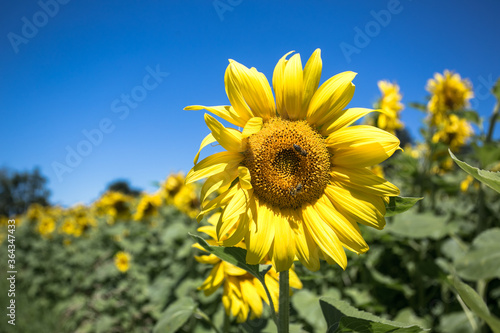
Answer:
241, 280, 263, 318
271, 210, 295, 272
238, 166, 252, 190
289, 269, 303, 290
225, 64, 255, 121
204, 113, 243, 152
273, 51, 294, 119
302, 204, 347, 269
185, 105, 246, 128
325, 183, 386, 230
228, 61, 276, 121
217, 187, 250, 239
242, 117, 263, 139
199, 262, 225, 295
315, 194, 369, 253
193, 133, 216, 165
302, 49, 322, 112
320, 108, 379, 136
246, 202, 276, 265
283, 53, 304, 120
194, 253, 220, 265
292, 211, 321, 271
200, 169, 238, 204
307, 71, 357, 126
327, 125, 400, 168
186, 151, 243, 184
330, 166, 400, 197
222, 212, 249, 247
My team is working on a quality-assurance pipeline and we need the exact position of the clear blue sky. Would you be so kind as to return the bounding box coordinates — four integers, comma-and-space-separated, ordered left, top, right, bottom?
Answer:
2, 0, 499, 207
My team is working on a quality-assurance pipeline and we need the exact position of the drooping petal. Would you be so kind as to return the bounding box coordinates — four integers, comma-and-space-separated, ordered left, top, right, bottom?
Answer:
330, 166, 400, 197
302, 204, 347, 269
238, 166, 252, 190
271, 209, 295, 272
326, 125, 400, 168
292, 210, 321, 271
222, 211, 249, 247
185, 105, 246, 128
186, 151, 243, 184
246, 201, 276, 265
325, 183, 386, 230
302, 49, 322, 112
273, 51, 294, 119
217, 187, 250, 239
307, 72, 357, 126
241, 279, 264, 318
315, 195, 369, 254
205, 113, 243, 152
283, 53, 304, 120
227, 60, 275, 121
320, 108, 379, 136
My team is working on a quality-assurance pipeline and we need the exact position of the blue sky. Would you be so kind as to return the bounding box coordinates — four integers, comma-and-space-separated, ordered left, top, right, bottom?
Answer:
2, 0, 499, 207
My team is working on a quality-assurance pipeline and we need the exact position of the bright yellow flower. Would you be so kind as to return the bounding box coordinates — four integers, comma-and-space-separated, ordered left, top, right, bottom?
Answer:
194, 214, 302, 322
161, 173, 200, 218
133, 192, 162, 221
186, 49, 400, 272
426, 70, 474, 125
376, 80, 404, 135
114, 251, 131, 273
38, 216, 56, 236
431, 114, 473, 151
94, 191, 133, 223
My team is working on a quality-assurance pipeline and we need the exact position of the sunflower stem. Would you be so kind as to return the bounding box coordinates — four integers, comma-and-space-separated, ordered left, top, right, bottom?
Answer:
278, 269, 290, 333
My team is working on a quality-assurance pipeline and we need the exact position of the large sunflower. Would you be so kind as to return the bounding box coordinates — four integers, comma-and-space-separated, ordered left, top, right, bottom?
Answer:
186, 49, 400, 272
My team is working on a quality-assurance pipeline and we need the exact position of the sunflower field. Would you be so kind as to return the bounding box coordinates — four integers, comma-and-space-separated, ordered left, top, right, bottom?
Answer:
1, 51, 500, 333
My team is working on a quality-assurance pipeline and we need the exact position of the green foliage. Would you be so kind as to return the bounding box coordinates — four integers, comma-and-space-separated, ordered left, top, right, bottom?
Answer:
450, 150, 500, 193
384, 196, 422, 217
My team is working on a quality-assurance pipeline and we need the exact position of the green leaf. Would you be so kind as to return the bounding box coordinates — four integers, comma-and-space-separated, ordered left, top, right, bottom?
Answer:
153, 297, 197, 333
319, 297, 427, 332
455, 228, 500, 281
384, 197, 423, 217
449, 150, 500, 193
190, 233, 263, 280
448, 275, 500, 333
291, 290, 328, 332
387, 212, 456, 240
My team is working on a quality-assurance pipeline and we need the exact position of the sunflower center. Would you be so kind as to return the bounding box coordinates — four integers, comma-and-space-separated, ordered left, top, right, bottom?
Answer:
243, 118, 330, 209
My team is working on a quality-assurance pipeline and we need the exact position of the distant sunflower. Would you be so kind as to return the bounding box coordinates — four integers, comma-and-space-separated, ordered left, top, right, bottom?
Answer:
186, 49, 400, 272
431, 114, 473, 151
376, 80, 404, 135
114, 251, 131, 273
426, 70, 474, 125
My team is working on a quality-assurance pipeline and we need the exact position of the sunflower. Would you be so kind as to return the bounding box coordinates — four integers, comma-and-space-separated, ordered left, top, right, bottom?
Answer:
114, 251, 131, 273
194, 214, 302, 322
426, 70, 474, 125
133, 191, 162, 221
431, 114, 473, 152
376, 80, 404, 135
186, 49, 400, 272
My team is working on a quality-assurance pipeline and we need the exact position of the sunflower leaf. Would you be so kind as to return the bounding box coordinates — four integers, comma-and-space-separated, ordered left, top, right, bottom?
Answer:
189, 233, 263, 279
153, 297, 197, 333
319, 297, 427, 332
449, 149, 500, 193
384, 196, 422, 217
455, 228, 500, 281
447, 275, 500, 333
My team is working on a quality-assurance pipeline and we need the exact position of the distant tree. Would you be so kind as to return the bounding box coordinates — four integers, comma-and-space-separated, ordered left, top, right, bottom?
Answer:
0, 167, 51, 217
106, 180, 141, 197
